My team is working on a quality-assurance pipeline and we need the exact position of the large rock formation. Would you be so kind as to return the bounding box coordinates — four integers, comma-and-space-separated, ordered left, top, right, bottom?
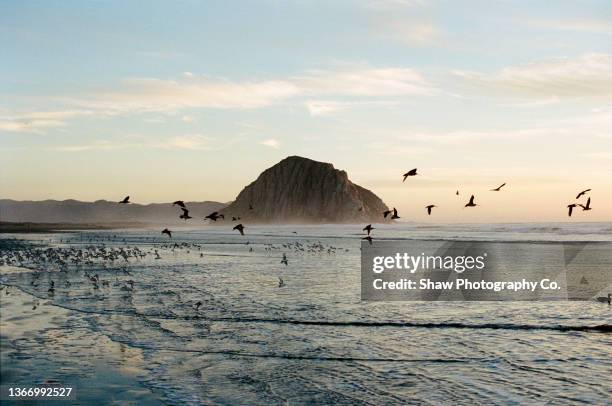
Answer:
221, 156, 388, 223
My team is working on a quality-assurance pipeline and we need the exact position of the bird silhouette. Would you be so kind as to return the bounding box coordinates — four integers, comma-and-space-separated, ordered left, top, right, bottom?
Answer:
233, 224, 245, 235
425, 205, 436, 215
403, 168, 418, 182
578, 197, 592, 211
362, 236, 373, 245
281, 253, 288, 266
465, 195, 477, 207
205, 212, 223, 221
162, 228, 172, 238
179, 207, 192, 220
391, 207, 400, 219
173, 200, 186, 208
567, 204, 577, 217
490, 183, 506, 191
456, 190, 459, 195
194, 300, 202, 311
383, 209, 392, 218
363, 224, 374, 235
595, 293, 611, 305
119, 196, 130, 204
576, 189, 591, 199
278, 277, 285, 288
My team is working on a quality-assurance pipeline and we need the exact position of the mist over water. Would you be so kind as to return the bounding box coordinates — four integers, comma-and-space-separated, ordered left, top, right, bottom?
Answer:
1, 223, 611, 405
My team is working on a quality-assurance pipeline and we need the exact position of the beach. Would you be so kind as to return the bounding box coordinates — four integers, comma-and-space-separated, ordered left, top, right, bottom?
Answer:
1, 223, 611, 405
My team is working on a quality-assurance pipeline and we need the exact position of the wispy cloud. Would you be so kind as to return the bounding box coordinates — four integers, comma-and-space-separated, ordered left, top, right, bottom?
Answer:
524, 18, 612, 35
306, 100, 398, 116
260, 138, 280, 149
453, 53, 612, 100
0, 110, 96, 134
50, 66, 432, 115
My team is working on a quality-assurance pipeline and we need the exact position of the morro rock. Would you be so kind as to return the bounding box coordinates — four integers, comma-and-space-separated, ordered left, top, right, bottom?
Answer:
221, 156, 389, 223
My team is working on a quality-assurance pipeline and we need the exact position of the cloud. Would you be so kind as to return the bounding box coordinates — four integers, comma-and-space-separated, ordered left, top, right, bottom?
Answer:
295, 67, 433, 97
45, 66, 432, 117
50, 134, 215, 152
306, 100, 398, 116
0, 110, 96, 134
260, 138, 280, 149
384, 21, 441, 46
524, 19, 612, 35
157, 134, 213, 150
453, 53, 612, 100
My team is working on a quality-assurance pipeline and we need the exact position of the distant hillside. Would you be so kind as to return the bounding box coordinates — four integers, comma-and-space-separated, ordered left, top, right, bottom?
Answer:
0, 199, 227, 225
221, 156, 389, 223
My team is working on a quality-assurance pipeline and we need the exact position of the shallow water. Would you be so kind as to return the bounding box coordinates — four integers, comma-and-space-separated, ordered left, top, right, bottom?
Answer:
1, 223, 611, 405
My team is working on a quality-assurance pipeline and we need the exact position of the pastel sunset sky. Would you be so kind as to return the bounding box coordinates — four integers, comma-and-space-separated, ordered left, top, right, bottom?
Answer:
1, 0, 611, 222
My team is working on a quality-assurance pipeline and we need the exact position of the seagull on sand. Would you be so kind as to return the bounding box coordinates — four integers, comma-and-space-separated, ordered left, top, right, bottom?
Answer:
173, 200, 186, 208
425, 205, 436, 215
179, 207, 192, 220
119, 196, 130, 204
576, 189, 591, 199
162, 228, 172, 238
233, 224, 245, 235
363, 224, 374, 235
391, 207, 400, 219
403, 168, 418, 182
362, 236, 373, 245
465, 195, 477, 207
567, 204, 577, 217
490, 183, 506, 191
595, 293, 611, 305
578, 197, 592, 211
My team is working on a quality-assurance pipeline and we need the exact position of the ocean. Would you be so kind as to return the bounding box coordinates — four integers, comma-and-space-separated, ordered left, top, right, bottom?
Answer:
1, 222, 611, 405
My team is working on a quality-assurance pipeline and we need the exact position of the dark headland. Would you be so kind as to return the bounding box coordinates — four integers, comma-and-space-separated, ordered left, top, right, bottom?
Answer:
221, 156, 389, 223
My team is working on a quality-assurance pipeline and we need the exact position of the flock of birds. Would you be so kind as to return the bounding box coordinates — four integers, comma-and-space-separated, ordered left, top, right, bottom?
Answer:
360, 169, 594, 244
118, 167, 594, 248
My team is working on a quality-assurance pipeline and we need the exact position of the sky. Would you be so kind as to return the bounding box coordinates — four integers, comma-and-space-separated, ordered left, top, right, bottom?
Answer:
1, 0, 611, 222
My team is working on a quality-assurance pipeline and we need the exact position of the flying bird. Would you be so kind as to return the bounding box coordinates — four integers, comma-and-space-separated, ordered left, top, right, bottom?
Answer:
490, 183, 506, 191
383, 209, 392, 218
575, 189, 591, 199
363, 224, 374, 235
578, 197, 592, 211
465, 195, 477, 207
425, 205, 436, 215
402, 168, 418, 182
162, 228, 172, 238
205, 212, 223, 221
391, 207, 400, 219
173, 200, 186, 208
456, 190, 459, 196
179, 207, 192, 220
119, 196, 130, 204
362, 236, 373, 245
233, 224, 245, 235
567, 204, 577, 217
